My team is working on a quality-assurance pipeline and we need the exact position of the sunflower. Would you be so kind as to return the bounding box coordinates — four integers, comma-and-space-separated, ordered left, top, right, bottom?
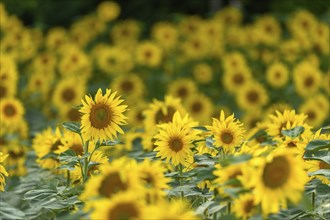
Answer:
223, 52, 247, 72
146, 199, 199, 220
52, 76, 86, 110
215, 7, 242, 26
26, 72, 52, 99
306, 160, 330, 185
299, 98, 327, 128
135, 41, 162, 67
181, 36, 210, 60
80, 88, 128, 143
111, 20, 141, 48
152, 22, 178, 51
96, 1, 120, 22
266, 109, 311, 139
0, 54, 18, 98
0, 98, 25, 133
0, 152, 9, 191
254, 15, 281, 45
213, 162, 245, 196
154, 111, 200, 166
167, 78, 197, 101
266, 62, 289, 88
59, 106, 82, 123
293, 61, 322, 97
184, 93, 213, 124
193, 63, 213, 84
126, 102, 147, 129
143, 95, 186, 132
110, 73, 145, 101
242, 149, 308, 215
120, 131, 143, 151
236, 81, 268, 111
232, 194, 257, 220
90, 192, 145, 220
206, 110, 245, 153
137, 159, 170, 203
80, 158, 142, 200
223, 66, 252, 93
1, 137, 27, 176
45, 27, 68, 50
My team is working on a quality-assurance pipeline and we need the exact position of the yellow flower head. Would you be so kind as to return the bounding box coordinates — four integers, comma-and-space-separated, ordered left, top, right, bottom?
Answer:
80, 88, 128, 142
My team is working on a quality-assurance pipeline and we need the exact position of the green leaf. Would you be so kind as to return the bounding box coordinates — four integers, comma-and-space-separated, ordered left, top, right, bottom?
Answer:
305, 140, 330, 151
62, 122, 81, 134
281, 126, 305, 138
304, 150, 330, 164
100, 139, 122, 146
316, 183, 330, 195
193, 126, 209, 131
320, 126, 330, 134
308, 169, 330, 178
0, 200, 26, 220
72, 104, 83, 110
23, 188, 57, 201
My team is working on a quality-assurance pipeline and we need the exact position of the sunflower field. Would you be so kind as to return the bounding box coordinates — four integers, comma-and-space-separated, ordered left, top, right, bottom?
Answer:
0, 1, 330, 220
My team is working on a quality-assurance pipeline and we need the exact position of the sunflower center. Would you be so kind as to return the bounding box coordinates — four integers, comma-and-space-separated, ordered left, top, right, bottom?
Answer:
143, 173, 155, 188
192, 101, 202, 113
221, 132, 234, 144
121, 81, 134, 92
108, 202, 139, 220
8, 150, 24, 159
246, 91, 259, 103
274, 72, 281, 79
233, 73, 244, 84
262, 156, 290, 189
144, 50, 152, 59
307, 111, 316, 120
304, 76, 314, 88
0, 85, 7, 98
243, 199, 254, 214
71, 144, 83, 156
99, 172, 128, 197
90, 103, 112, 129
155, 106, 176, 124
287, 141, 297, 148
169, 137, 183, 152
136, 111, 144, 122
51, 140, 63, 151
61, 88, 76, 102
3, 104, 17, 117
177, 87, 188, 98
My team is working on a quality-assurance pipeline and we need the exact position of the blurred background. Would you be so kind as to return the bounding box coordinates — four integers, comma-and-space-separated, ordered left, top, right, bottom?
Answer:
2, 0, 329, 30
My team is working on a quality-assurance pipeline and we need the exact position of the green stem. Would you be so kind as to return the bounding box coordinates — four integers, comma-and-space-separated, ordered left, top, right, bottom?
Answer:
66, 170, 70, 187
178, 164, 184, 198
227, 202, 231, 214
81, 138, 89, 183
312, 191, 315, 211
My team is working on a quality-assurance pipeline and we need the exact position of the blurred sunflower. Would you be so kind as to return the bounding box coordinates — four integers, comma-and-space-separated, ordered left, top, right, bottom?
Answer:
143, 96, 186, 132
206, 110, 245, 153
184, 93, 213, 124
0, 152, 9, 191
167, 78, 197, 101
111, 19, 141, 48
1, 138, 27, 176
80, 89, 128, 142
52, 76, 86, 110
90, 192, 145, 220
299, 98, 327, 128
110, 73, 145, 101
152, 22, 178, 51
223, 66, 252, 93
154, 112, 199, 166
236, 81, 268, 111
293, 61, 322, 97
233, 194, 257, 220
242, 149, 308, 215
126, 102, 147, 129
266, 62, 289, 88
0, 98, 25, 132
0, 54, 18, 98
193, 63, 213, 84
96, 1, 120, 22
135, 41, 162, 67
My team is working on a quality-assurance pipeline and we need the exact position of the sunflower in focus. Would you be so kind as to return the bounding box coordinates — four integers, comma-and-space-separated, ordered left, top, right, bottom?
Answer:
206, 110, 245, 153
0, 152, 9, 191
242, 148, 308, 215
266, 62, 289, 88
232, 194, 257, 220
80, 88, 128, 143
154, 111, 200, 166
